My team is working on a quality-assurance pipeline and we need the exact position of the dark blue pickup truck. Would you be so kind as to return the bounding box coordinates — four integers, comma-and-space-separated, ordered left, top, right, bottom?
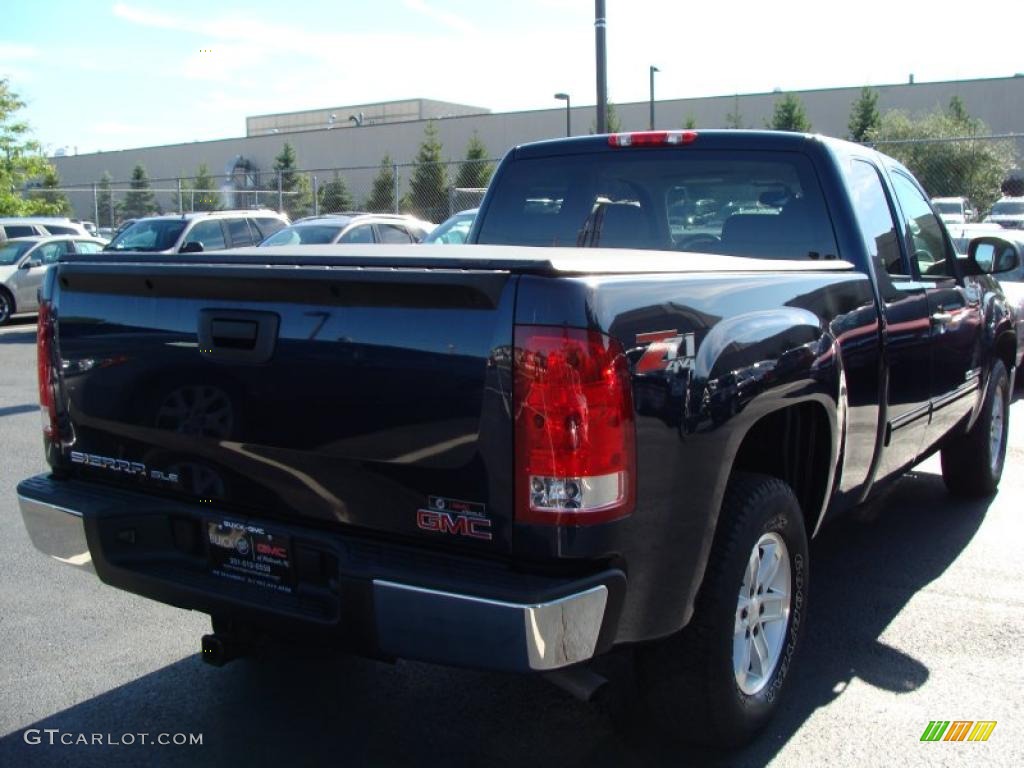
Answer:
17, 130, 1018, 746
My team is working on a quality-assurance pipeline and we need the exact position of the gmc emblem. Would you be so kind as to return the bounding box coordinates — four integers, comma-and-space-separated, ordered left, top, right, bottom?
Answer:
255, 542, 288, 558
416, 509, 493, 541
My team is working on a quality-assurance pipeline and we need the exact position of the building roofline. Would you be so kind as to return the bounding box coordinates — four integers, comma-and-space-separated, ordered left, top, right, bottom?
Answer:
246, 97, 490, 121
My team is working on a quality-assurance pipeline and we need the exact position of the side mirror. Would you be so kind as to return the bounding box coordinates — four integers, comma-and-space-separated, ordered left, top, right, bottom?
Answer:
968, 236, 1021, 275
180, 241, 204, 253
19, 260, 41, 270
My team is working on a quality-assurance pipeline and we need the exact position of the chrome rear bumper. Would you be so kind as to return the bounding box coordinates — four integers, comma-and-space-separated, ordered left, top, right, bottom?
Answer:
17, 474, 618, 672
18, 493, 95, 573
374, 580, 608, 671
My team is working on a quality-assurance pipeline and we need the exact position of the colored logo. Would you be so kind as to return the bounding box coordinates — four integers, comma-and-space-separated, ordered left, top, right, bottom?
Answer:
920, 721, 997, 742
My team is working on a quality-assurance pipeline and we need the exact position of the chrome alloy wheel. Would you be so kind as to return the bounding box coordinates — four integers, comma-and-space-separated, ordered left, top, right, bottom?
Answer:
990, 380, 1007, 475
733, 532, 792, 695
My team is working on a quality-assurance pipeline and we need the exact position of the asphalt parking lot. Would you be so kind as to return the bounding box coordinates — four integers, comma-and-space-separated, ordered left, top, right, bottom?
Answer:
0, 314, 1022, 768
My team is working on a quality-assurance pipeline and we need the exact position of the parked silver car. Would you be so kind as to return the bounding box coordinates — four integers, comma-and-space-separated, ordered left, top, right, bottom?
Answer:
421, 208, 478, 244
259, 213, 434, 246
104, 210, 289, 254
0, 235, 106, 324
0, 217, 91, 241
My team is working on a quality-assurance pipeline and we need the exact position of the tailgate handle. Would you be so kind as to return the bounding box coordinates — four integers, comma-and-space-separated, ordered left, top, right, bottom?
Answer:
211, 319, 258, 348
199, 310, 279, 364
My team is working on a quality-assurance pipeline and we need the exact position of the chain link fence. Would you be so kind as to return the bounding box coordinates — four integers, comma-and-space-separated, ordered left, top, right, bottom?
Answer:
867, 133, 1023, 217
43, 135, 1024, 230
47, 158, 499, 229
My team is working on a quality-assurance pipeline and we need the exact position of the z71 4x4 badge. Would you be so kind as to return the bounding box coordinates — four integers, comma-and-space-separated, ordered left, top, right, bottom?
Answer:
416, 495, 492, 541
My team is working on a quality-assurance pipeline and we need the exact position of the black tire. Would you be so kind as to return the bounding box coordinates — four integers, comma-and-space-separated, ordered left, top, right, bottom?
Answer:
634, 472, 809, 747
0, 288, 13, 326
940, 359, 1010, 498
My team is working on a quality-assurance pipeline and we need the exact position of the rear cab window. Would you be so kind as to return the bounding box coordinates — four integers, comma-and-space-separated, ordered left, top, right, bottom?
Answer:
476, 149, 839, 261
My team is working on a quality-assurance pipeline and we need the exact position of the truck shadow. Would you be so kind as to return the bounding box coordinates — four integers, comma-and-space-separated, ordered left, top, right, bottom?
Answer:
0, 469, 991, 768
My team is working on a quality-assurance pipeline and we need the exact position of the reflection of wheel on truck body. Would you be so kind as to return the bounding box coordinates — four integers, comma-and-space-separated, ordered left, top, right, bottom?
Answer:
155, 384, 235, 439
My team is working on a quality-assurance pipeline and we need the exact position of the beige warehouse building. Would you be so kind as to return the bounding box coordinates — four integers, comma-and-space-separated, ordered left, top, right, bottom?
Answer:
51, 75, 1024, 220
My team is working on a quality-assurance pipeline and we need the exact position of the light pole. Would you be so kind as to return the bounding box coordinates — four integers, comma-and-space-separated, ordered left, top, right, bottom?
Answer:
554, 93, 571, 137
595, 0, 607, 134
649, 65, 659, 130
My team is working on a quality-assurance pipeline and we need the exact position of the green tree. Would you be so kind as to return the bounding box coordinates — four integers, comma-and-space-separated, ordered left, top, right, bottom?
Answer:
947, 95, 970, 124
191, 163, 219, 211
405, 121, 448, 221
591, 101, 622, 134
365, 155, 397, 213
0, 78, 65, 215
724, 95, 744, 129
97, 171, 115, 228
318, 173, 354, 213
120, 164, 158, 219
605, 101, 622, 133
273, 142, 312, 218
768, 93, 812, 132
30, 164, 72, 215
454, 133, 493, 189
869, 101, 1014, 214
848, 87, 881, 142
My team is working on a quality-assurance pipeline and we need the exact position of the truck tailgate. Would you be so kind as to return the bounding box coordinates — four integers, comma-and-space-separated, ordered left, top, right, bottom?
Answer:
51, 260, 516, 554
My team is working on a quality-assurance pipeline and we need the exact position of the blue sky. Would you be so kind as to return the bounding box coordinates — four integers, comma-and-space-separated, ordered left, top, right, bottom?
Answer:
3, 0, 1021, 155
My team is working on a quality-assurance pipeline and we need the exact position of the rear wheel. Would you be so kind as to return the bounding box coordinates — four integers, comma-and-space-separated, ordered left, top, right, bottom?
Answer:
0, 288, 13, 326
940, 359, 1010, 497
635, 473, 809, 747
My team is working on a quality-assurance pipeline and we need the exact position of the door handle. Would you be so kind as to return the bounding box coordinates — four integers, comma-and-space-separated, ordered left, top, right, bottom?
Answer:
930, 311, 953, 326
198, 309, 279, 363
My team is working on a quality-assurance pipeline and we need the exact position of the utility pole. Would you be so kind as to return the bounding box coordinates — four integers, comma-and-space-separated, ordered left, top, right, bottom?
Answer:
595, 0, 607, 134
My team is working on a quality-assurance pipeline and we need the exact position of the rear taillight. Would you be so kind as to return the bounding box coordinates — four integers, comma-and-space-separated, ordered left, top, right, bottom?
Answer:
608, 130, 698, 147
513, 325, 636, 526
37, 300, 59, 443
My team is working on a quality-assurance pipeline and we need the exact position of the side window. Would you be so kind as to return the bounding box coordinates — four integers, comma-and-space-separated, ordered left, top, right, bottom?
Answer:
251, 218, 286, 240
847, 160, 906, 277
376, 224, 413, 244
37, 242, 70, 265
5, 225, 36, 238
337, 224, 375, 244
186, 220, 226, 250
889, 172, 955, 279
74, 241, 104, 254
227, 218, 255, 247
